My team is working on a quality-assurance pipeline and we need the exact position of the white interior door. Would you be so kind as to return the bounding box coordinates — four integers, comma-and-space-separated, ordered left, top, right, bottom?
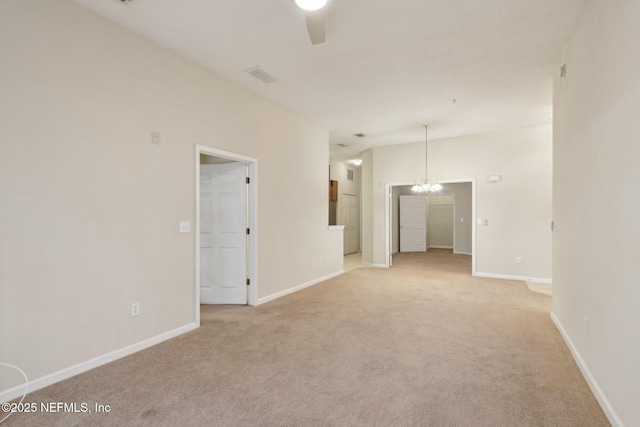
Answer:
400, 195, 427, 252
200, 163, 247, 304
343, 194, 358, 255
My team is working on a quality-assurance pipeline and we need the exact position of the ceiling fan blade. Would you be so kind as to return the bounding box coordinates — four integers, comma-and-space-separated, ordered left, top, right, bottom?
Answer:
305, 8, 327, 45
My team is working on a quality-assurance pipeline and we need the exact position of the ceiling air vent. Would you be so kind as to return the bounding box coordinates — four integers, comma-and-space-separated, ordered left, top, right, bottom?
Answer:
245, 66, 277, 84
336, 143, 348, 148
354, 133, 365, 138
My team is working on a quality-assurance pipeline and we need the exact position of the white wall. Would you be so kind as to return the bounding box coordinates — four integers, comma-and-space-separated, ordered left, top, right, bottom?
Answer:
366, 142, 425, 265
429, 126, 552, 280
360, 150, 374, 264
552, 0, 640, 425
0, 0, 342, 396
330, 160, 360, 202
363, 125, 552, 279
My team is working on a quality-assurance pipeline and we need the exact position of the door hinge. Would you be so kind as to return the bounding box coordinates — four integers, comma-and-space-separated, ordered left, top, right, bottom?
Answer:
246, 177, 250, 184
246, 278, 250, 286
246, 228, 250, 235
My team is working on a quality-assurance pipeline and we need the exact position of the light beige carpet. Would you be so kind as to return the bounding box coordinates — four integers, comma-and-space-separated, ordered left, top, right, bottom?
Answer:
4, 249, 608, 426
527, 280, 553, 296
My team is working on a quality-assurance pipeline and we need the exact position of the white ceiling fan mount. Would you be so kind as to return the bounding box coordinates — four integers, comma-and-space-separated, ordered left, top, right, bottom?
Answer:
294, 0, 331, 45
294, 0, 329, 12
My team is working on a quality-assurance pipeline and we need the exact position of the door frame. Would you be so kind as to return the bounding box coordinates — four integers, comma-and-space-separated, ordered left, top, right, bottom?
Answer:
195, 145, 258, 325
385, 178, 476, 274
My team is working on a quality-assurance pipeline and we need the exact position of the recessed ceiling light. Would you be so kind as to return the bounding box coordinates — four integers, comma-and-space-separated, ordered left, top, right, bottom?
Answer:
295, 0, 330, 12
352, 159, 362, 166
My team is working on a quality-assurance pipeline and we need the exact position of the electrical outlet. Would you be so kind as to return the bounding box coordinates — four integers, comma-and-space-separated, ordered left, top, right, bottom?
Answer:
151, 131, 161, 145
515, 256, 522, 264
179, 221, 190, 233
131, 302, 140, 317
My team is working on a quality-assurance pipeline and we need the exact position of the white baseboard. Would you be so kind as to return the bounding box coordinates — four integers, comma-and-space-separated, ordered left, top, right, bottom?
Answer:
453, 251, 472, 256
429, 245, 453, 249
550, 313, 623, 427
0, 323, 198, 404
360, 261, 387, 268
257, 270, 343, 305
474, 272, 551, 284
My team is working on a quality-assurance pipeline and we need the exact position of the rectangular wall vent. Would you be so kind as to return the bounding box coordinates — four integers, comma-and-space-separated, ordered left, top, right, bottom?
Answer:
245, 66, 277, 84
347, 169, 354, 181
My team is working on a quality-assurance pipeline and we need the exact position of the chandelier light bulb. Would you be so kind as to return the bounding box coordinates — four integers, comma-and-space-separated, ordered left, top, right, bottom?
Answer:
295, 0, 329, 11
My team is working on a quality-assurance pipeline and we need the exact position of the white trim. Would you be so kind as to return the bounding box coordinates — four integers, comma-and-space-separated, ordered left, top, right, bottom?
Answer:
361, 260, 389, 269
454, 251, 472, 256
550, 313, 624, 427
474, 272, 551, 284
195, 145, 259, 310
196, 145, 256, 164
257, 270, 344, 305
0, 323, 197, 404
429, 245, 453, 249
328, 225, 345, 230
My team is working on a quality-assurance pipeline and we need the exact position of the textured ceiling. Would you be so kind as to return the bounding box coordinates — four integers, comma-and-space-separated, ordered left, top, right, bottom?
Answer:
72, 0, 585, 161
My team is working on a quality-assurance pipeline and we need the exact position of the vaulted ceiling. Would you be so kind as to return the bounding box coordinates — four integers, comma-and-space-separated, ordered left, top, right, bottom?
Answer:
73, 0, 585, 161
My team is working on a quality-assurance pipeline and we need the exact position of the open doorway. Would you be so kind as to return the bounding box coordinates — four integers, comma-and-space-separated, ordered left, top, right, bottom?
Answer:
195, 145, 257, 325
385, 179, 476, 273
426, 193, 455, 250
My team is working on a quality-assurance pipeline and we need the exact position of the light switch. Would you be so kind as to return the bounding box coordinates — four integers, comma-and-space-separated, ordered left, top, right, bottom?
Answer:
179, 221, 190, 233
483, 219, 489, 226
477, 218, 483, 225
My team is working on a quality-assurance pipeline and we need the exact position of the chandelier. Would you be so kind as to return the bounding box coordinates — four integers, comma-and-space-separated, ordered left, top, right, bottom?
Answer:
412, 125, 442, 193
